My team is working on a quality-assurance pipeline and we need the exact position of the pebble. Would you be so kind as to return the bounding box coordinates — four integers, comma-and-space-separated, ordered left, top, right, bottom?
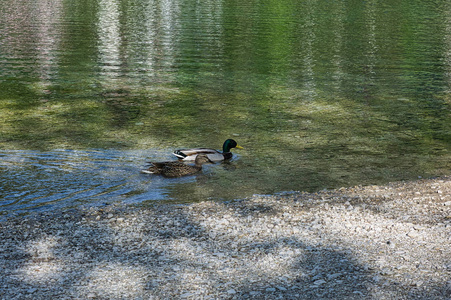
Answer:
327, 273, 342, 280
313, 279, 326, 286
407, 231, 420, 238
180, 292, 194, 298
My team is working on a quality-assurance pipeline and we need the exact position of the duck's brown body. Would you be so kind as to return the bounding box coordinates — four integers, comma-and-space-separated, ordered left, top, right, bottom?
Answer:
142, 154, 212, 178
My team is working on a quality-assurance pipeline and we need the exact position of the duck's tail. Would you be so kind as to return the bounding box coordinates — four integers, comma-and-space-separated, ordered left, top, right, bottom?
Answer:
172, 150, 187, 159
141, 163, 161, 174
141, 169, 154, 174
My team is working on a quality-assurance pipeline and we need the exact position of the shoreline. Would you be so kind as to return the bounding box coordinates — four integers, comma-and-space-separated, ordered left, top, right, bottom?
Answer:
1, 176, 450, 299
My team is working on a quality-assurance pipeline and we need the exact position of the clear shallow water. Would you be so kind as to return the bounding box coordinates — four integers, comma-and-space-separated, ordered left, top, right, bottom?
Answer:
0, 0, 450, 217
0, 150, 224, 217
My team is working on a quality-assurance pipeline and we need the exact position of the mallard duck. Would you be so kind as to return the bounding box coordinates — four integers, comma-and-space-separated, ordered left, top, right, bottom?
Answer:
173, 139, 243, 161
141, 154, 212, 178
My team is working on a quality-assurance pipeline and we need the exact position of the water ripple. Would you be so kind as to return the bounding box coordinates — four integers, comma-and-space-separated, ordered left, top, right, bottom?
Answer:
0, 150, 190, 218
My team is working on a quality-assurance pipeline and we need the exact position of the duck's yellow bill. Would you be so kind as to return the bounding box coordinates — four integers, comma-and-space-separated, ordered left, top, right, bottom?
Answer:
236, 144, 244, 149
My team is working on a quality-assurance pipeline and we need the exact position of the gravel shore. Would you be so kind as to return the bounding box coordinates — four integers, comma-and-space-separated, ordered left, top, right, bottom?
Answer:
1, 176, 450, 299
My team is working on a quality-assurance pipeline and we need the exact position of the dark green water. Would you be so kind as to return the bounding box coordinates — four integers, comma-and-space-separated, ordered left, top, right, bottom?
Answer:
1, 0, 450, 216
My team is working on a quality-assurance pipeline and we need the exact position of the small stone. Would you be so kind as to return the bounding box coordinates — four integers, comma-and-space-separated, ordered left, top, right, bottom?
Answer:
415, 281, 424, 287
407, 231, 419, 238
313, 279, 326, 286
227, 289, 236, 294
353, 291, 364, 296
311, 274, 323, 281
266, 287, 276, 292
180, 292, 194, 298
327, 273, 342, 280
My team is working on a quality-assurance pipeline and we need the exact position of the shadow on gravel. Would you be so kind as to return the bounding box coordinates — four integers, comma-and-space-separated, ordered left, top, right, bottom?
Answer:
0, 207, 374, 299
410, 283, 451, 299
233, 242, 371, 299
130, 209, 373, 299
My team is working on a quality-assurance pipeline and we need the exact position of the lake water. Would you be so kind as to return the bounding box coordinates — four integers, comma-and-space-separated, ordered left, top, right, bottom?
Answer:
1, 0, 450, 217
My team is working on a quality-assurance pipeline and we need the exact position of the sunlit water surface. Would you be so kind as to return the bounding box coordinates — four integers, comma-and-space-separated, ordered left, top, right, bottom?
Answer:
0, 0, 450, 218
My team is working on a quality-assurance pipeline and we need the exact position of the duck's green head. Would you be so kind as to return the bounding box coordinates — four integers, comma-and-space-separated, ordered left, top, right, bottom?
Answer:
222, 139, 244, 153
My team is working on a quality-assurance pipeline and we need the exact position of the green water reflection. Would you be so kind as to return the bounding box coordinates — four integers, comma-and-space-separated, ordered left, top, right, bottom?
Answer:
0, 0, 450, 203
